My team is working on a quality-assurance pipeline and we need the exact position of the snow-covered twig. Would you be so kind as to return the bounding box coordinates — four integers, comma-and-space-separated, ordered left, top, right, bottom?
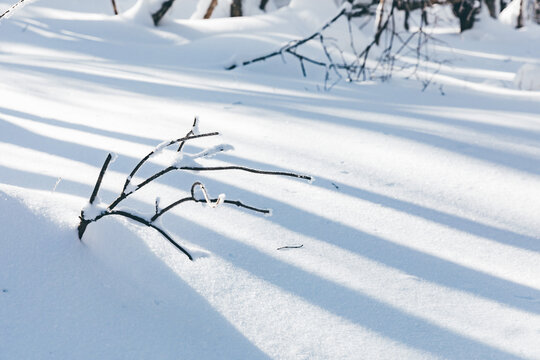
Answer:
77, 119, 312, 261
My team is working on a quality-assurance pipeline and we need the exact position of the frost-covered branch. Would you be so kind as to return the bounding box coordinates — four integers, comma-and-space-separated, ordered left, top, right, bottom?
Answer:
78, 118, 312, 261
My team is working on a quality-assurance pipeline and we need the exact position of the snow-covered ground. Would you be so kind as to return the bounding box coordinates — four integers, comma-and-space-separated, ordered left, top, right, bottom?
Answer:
1, 0, 539, 359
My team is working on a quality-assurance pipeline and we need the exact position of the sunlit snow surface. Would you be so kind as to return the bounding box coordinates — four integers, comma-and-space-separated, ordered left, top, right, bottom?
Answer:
0, 0, 539, 359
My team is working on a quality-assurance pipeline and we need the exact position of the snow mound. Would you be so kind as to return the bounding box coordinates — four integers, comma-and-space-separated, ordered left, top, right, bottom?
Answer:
0, 185, 261, 359
514, 63, 540, 90
122, 0, 156, 26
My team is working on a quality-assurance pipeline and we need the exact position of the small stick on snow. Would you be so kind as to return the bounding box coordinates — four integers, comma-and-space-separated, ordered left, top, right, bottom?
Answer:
277, 245, 304, 250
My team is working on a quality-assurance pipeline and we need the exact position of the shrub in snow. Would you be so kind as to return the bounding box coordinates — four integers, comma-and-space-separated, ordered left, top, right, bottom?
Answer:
228, 1, 442, 89
77, 118, 312, 261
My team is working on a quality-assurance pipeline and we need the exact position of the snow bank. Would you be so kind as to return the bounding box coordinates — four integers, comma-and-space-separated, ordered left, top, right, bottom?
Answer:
0, 186, 263, 359
514, 63, 540, 90
2, 1, 540, 358
121, 0, 155, 26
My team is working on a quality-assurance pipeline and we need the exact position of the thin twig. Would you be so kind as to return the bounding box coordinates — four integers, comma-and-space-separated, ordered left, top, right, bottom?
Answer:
277, 244, 304, 250
177, 166, 313, 181
90, 153, 113, 205
120, 131, 218, 195
226, 6, 349, 70
151, 196, 193, 222
111, 0, 118, 15
204, 0, 218, 19
177, 117, 198, 153
0, 0, 27, 20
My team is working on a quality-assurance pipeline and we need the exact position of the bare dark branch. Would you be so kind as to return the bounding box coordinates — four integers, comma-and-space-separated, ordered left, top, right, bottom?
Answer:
277, 244, 304, 250
226, 7, 348, 70
227, 1, 444, 88
204, 0, 218, 19
90, 153, 113, 205
177, 117, 199, 153
151, 196, 193, 222
111, 0, 118, 15
121, 131, 219, 196
178, 166, 313, 181
93, 210, 194, 260
78, 120, 312, 261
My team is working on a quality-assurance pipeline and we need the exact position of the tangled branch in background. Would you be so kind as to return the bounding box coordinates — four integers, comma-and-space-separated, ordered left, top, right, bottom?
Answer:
227, 1, 446, 90
77, 118, 312, 261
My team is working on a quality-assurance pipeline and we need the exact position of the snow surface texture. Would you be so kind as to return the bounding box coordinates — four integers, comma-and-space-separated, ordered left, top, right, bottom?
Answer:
0, 0, 539, 359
